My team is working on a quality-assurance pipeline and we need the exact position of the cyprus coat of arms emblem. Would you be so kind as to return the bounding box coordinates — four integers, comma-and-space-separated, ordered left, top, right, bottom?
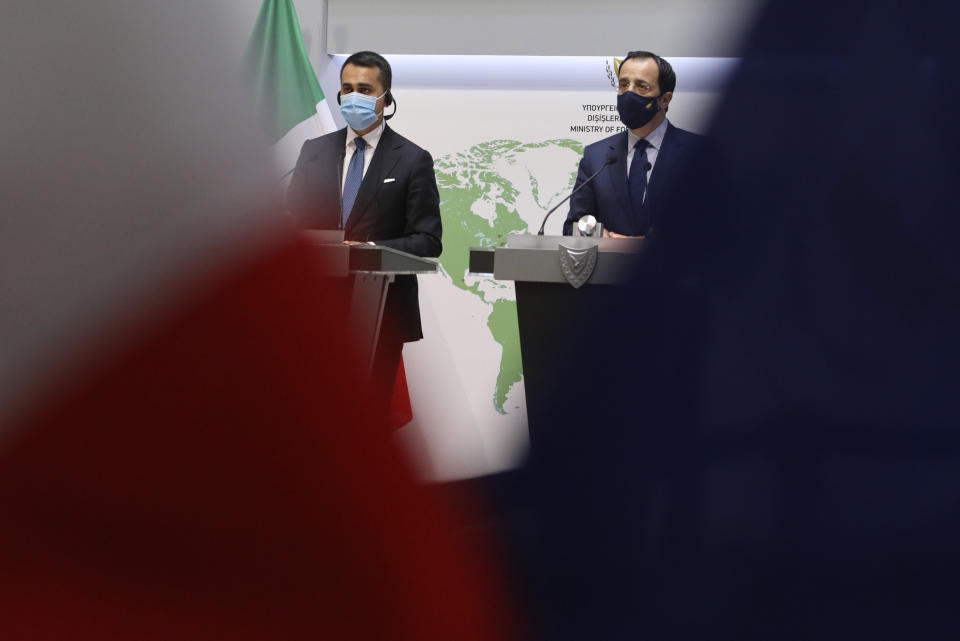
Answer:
558, 243, 598, 289
605, 57, 624, 89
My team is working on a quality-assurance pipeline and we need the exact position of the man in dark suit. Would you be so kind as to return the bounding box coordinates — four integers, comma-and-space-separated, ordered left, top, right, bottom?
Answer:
563, 51, 701, 237
287, 51, 442, 422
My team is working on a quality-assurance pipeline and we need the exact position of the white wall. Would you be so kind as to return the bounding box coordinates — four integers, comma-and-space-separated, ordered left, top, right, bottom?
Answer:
212, 0, 758, 127
326, 0, 763, 56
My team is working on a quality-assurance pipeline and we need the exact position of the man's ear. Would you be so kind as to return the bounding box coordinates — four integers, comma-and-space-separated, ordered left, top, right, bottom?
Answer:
660, 91, 674, 110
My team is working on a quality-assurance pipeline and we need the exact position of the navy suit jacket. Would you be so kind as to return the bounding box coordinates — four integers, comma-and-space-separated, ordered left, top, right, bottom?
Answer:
286, 125, 442, 343
563, 122, 702, 236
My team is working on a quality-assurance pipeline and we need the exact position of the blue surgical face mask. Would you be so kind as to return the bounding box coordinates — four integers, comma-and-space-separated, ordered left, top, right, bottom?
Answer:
339, 91, 385, 131
617, 91, 661, 130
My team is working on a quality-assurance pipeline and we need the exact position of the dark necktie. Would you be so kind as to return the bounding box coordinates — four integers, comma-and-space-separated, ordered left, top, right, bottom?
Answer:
628, 139, 650, 232
341, 136, 367, 226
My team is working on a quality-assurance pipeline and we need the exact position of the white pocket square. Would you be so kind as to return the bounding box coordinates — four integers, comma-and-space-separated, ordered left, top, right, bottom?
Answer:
383, 177, 396, 183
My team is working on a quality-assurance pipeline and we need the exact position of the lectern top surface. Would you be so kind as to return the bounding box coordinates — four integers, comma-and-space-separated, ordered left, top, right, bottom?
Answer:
301, 229, 346, 245
504, 234, 645, 253
349, 244, 438, 274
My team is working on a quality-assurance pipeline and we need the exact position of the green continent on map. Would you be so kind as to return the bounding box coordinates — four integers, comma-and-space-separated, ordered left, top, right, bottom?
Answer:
435, 138, 583, 413
487, 300, 522, 414
437, 192, 524, 293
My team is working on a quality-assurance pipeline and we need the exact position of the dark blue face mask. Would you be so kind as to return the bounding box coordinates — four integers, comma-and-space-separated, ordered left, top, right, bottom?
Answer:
617, 91, 661, 129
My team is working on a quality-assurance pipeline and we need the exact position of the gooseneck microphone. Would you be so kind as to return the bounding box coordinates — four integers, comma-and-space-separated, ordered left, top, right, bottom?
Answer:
280, 149, 321, 180
537, 154, 617, 235
336, 147, 347, 229
282, 150, 344, 230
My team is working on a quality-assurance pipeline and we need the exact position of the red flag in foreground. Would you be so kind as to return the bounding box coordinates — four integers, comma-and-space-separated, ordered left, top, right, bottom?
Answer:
0, 233, 514, 641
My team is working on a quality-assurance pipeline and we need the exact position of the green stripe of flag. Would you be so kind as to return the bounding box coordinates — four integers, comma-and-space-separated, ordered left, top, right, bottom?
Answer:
245, 0, 326, 142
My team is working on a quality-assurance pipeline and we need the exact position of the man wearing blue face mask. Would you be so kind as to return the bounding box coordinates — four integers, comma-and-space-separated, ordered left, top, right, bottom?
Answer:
287, 51, 442, 424
563, 51, 701, 238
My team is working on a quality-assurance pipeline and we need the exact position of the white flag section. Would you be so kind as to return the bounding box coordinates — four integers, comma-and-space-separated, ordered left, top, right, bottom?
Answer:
244, 0, 337, 180
275, 99, 337, 180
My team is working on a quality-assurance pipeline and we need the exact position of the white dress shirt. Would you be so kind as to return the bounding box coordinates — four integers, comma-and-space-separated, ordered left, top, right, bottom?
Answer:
341, 119, 384, 193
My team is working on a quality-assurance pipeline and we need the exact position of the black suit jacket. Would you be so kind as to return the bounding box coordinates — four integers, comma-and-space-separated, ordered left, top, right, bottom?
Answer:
563, 122, 702, 236
286, 124, 442, 342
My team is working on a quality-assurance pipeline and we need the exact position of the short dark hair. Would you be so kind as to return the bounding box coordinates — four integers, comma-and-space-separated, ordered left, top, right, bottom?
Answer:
620, 51, 676, 94
341, 51, 392, 91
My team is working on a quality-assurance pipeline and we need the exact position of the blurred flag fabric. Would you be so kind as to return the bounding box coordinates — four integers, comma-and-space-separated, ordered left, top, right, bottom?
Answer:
245, 0, 414, 430
1, 3, 514, 638
0, 236, 515, 641
390, 358, 414, 430
244, 0, 337, 177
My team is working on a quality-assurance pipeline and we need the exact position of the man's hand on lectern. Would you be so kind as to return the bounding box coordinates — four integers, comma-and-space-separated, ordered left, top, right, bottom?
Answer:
603, 229, 644, 239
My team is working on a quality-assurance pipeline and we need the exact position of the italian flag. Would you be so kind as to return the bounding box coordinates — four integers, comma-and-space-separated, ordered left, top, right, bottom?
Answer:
245, 0, 337, 178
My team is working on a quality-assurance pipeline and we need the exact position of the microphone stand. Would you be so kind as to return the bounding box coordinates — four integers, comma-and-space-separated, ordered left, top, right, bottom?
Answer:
536, 155, 616, 235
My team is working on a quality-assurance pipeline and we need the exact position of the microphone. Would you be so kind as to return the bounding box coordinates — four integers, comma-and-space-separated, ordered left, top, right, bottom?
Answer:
537, 154, 617, 235
280, 150, 320, 180
283, 150, 345, 231
645, 161, 652, 172
384, 96, 397, 121
337, 148, 346, 229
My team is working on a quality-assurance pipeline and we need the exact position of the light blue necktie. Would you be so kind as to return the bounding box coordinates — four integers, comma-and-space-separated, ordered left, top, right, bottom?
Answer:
341, 136, 367, 226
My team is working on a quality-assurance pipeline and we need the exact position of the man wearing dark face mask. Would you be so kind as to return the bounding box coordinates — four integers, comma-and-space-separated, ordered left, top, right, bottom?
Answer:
563, 51, 701, 238
287, 51, 442, 425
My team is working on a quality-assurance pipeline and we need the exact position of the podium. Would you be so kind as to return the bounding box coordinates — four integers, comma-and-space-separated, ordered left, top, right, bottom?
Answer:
470, 234, 647, 444
303, 231, 438, 376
